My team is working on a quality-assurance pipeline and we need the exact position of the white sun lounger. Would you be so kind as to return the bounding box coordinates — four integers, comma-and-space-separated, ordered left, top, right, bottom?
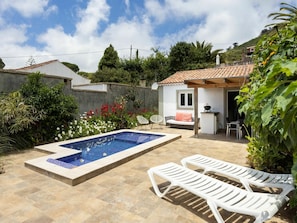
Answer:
147, 162, 288, 223
181, 154, 294, 196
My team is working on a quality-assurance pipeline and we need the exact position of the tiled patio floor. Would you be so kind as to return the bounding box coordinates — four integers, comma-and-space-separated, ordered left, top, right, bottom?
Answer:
0, 127, 294, 222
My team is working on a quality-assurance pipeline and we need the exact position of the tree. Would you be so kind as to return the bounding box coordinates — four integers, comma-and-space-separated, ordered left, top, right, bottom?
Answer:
92, 67, 131, 84
62, 62, 79, 73
268, 2, 297, 24
168, 41, 221, 74
98, 44, 120, 70
122, 58, 144, 85
168, 41, 194, 73
0, 58, 5, 69
190, 41, 222, 68
143, 49, 169, 83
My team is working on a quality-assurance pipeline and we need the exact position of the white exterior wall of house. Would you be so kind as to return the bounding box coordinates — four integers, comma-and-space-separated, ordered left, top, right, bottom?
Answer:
159, 84, 225, 129
23, 61, 91, 86
160, 84, 194, 120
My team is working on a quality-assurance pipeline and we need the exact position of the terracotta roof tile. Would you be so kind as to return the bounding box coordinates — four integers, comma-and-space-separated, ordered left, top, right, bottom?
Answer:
159, 63, 254, 85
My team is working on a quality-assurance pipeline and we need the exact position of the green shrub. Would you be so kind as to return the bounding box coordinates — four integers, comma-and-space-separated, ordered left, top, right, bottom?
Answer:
20, 72, 78, 144
0, 92, 44, 151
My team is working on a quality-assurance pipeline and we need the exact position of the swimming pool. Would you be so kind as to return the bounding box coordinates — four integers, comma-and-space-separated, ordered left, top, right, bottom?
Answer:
50, 131, 164, 167
25, 129, 180, 185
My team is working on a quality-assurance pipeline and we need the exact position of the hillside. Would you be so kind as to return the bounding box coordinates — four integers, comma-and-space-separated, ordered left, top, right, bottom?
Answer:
223, 27, 276, 64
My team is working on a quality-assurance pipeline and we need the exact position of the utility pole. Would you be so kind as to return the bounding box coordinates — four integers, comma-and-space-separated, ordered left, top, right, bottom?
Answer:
130, 45, 132, 60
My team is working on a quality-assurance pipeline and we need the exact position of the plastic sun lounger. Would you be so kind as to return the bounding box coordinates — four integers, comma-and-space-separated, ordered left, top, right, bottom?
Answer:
147, 162, 288, 223
181, 154, 295, 196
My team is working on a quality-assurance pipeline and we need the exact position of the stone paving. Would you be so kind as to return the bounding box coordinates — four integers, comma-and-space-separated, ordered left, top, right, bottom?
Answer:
0, 126, 294, 223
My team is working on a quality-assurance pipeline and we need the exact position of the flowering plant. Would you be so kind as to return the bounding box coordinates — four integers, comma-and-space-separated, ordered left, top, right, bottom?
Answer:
100, 96, 137, 129
55, 114, 116, 141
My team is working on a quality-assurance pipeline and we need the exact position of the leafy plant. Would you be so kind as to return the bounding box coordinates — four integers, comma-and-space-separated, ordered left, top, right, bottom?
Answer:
237, 3, 297, 207
0, 91, 44, 151
20, 72, 78, 144
100, 96, 138, 129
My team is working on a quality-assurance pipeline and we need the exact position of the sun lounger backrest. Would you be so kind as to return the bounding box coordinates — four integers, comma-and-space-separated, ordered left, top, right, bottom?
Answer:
181, 154, 294, 196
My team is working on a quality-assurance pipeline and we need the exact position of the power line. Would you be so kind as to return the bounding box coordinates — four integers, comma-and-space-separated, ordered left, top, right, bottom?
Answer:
1, 47, 153, 59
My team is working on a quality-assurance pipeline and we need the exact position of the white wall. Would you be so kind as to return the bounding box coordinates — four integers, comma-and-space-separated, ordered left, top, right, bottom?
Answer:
26, 61, 91, 86
160, 84, 194, 120
160, 84, 225, 129
198, 88, 225, 129
72, 84, 107, 92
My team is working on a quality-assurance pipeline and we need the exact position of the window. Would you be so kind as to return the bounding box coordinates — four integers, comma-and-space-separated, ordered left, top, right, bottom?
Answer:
177, 90, 193, 109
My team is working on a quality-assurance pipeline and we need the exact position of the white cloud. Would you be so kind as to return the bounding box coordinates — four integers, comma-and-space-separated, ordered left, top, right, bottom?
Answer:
75, 0, 110, 36
0, 0, 296, 72
0, 0, 53, 17
145, 0, 286, 51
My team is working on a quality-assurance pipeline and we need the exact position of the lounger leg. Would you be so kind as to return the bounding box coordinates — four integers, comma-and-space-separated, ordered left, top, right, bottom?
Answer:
207, 200, 225, 223
239, 179, 254, 192
147, 170, 177, 198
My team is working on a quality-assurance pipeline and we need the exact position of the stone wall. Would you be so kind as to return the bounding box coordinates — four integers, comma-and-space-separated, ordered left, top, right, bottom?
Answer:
0, 70, 158, 114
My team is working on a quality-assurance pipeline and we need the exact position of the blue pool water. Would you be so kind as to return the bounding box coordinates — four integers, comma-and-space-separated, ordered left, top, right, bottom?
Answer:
48, 131, 163, 168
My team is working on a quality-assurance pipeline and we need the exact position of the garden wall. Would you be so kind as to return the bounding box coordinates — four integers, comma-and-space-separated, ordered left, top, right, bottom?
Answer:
0, 70, 158, 114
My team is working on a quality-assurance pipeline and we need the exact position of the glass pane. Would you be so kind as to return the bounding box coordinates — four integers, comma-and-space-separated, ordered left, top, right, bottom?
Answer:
180, 93, 185, 106
188, 93, 193, 106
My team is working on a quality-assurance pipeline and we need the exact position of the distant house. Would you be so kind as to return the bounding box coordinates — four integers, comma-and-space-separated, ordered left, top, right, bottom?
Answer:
16, 60, 91, 87
158, 63, 254, 134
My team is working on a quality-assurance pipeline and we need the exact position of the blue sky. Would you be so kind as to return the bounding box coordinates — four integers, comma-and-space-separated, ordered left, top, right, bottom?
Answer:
0, 0, 294, 72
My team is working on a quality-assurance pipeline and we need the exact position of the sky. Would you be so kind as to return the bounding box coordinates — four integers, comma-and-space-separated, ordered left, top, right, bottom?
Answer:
0, 0, 294, 72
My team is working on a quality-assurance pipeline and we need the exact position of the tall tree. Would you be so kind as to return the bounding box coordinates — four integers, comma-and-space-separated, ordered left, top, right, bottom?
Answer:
143, 49, 169, 83
98, 44, 120, 70
168, 41, 194, 73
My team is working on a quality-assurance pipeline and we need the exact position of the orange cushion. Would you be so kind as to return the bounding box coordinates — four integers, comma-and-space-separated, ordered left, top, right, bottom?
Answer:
175, 112, 192, 122
175, 112, 183, 121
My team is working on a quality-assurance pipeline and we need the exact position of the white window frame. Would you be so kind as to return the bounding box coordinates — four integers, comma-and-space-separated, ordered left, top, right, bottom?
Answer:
177, 90, 194, 109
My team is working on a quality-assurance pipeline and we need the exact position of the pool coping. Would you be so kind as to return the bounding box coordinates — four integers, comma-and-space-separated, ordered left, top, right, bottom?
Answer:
25, 129, 181, 186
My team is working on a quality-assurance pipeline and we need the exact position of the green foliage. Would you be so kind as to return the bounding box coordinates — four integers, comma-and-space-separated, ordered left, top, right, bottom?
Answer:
168, 41, 219, 74
78, 71, 93, 79
0, 92, 44, 151
62, 61, 80, 73
92, 67, 131, 83
168, 42, 195, 73
98, 44, 120, 70
143, 50, 169, 83
20, 72, 78, 144
237, 9, 297, 180
121, 59, 144, 85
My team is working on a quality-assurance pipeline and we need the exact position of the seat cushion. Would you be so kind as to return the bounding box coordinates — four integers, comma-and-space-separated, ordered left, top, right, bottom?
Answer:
167, 119, 194, 126
175, 112, 192, 122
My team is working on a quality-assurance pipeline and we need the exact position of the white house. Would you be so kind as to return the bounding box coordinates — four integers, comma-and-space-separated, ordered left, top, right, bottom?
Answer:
158, 63, 254, 135
16, 60, 91, 87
